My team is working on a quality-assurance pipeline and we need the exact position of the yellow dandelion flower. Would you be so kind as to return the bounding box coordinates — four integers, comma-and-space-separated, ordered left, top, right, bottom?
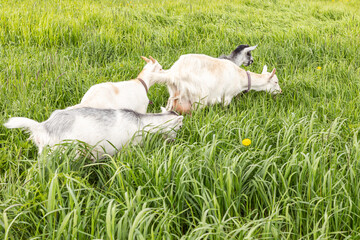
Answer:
317, 66, 322, 70
242, 138, 251, 146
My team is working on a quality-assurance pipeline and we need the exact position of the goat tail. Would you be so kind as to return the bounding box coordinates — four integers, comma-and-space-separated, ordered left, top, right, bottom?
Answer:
4, 117, 40, 130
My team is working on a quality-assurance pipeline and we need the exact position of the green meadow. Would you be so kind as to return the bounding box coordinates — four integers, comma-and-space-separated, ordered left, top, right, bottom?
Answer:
1, 0, 360, 238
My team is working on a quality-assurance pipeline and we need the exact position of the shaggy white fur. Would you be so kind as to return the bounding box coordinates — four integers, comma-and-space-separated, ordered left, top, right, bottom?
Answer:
150, 54, 282, 114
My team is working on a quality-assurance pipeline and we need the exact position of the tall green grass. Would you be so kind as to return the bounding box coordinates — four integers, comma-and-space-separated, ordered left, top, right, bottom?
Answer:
1, 0, 360, 238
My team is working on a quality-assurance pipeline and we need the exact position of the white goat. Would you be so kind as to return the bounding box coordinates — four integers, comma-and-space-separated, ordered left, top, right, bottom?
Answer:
69, 56, 162, 114
149, 54, 282, 114
4, 107, 183, 158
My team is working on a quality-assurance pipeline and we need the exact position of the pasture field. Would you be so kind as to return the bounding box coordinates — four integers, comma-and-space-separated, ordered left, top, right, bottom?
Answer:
1, 0, 360, 239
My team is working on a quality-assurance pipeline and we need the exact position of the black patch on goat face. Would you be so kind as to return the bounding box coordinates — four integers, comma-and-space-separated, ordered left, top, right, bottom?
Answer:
218, 44, 255, 67
230, 44, 249, 57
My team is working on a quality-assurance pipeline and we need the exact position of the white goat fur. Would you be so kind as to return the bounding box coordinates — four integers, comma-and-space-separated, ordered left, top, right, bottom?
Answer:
4, 107, 183, 158
150, 54, 282, 113
69, 56, 162, 113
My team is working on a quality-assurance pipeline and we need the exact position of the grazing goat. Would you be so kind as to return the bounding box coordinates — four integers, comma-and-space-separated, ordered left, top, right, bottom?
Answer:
4, 107, 183, 158
69, 56, 162, 114
219, 44, 257, 66
149, 54, 282, 114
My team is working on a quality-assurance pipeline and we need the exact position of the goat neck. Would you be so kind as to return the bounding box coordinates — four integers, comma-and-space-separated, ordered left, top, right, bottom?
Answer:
136, 69, 153, 88
244, 71, 270, 92
139, 113, 175, 132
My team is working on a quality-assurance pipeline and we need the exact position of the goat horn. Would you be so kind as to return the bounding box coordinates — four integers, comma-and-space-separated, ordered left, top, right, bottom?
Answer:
141, 56, 150, 63
149, 56, 156, 63
270, 68, 276, 78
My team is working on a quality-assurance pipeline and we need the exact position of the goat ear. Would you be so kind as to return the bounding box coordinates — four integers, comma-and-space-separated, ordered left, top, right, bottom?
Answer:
245, 45, 257, 52
261, 65, 268, 74
160, 107, 167, 113
149, 56, 156, 63
270, 68, 276, 78
141, 56, 150, 63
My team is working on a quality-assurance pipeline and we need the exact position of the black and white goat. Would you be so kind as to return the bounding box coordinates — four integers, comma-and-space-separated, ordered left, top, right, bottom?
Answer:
4, 107, 183, 158
219, 44, 257, 66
